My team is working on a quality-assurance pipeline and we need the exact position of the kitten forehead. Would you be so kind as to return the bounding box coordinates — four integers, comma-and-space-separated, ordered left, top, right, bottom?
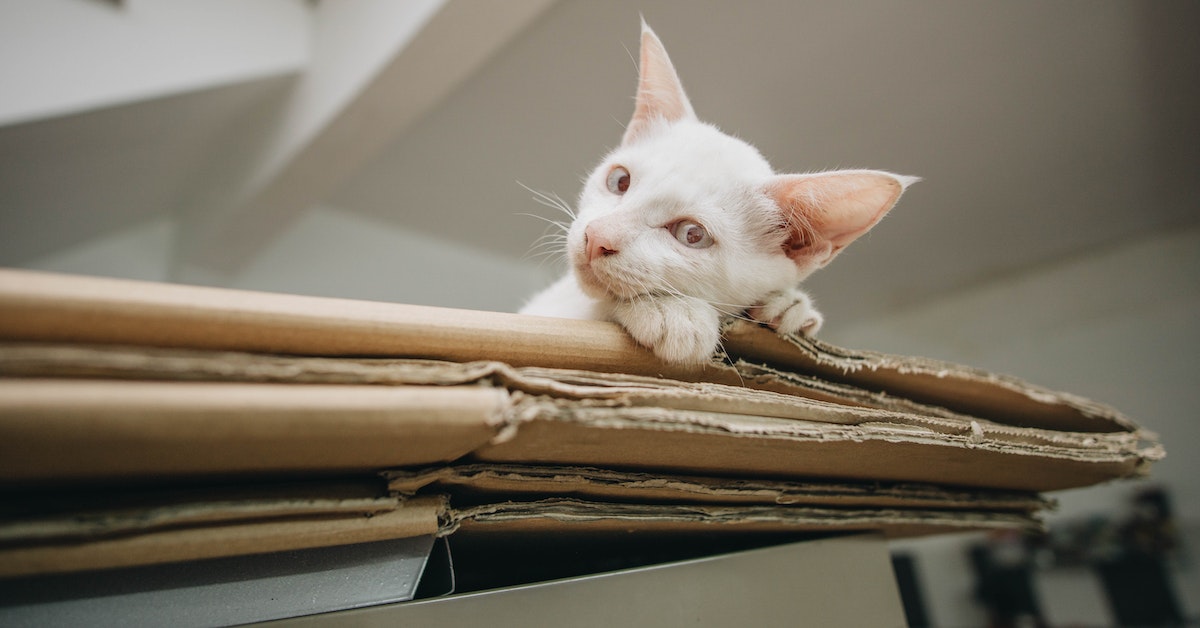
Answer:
613, 120, 774, 186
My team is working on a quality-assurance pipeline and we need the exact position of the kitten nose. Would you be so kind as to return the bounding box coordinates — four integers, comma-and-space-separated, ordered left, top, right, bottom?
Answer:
585, 224, 618, 262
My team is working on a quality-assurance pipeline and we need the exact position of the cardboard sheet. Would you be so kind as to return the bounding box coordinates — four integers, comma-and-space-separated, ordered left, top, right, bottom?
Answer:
478, 401, 1148, 492
0, 342, 972, 422
0, 495, 445, 578
0, 467, 1039, 579
0, 379, 507, 483
0, 347, 1157, 491
0, 269, 1139, 434
0, 481, 399, 545
0, 268, 1165, 577
384, 463, 1049, 512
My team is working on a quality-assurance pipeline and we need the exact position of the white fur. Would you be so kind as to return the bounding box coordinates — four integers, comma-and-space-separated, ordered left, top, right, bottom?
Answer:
520, 22, 914, 365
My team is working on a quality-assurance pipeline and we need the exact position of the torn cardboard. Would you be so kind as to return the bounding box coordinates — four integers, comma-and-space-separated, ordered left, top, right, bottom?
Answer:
384, 463, 1049, 512
442, 498, 1041, 540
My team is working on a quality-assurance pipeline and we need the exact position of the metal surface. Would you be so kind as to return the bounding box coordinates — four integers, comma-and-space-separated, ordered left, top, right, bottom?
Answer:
0, 535, 437, 628
272, 534, 906, 628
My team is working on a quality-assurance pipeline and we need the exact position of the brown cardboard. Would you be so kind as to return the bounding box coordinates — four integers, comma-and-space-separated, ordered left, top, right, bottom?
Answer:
477, 401, 1148, 492
0, 269, 1164, 580
0, 481, 400, 545
443, 498, 1040, 540
0, 379, 507, 483
384, 463, 1049, 512
0, 495, 444, 578
722, 321, 1137, 433
0, 269, 1139, 434
0, 346, 1157, 491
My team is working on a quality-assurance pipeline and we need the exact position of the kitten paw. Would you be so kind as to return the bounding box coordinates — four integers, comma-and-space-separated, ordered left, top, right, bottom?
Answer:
613, 297, 721, 365
749, 288, 824, 337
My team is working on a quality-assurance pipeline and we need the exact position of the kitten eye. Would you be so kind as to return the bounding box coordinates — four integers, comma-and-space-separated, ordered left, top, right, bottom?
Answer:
606, 165, 631, 194
671, 221, 714, 249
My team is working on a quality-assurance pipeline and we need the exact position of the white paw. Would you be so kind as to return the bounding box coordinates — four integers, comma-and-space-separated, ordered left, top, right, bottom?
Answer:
749, 288, 824, 337
613, 297, 721, 365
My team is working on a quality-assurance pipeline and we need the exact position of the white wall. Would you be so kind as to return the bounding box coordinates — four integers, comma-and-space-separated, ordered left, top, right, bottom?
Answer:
219, 204, 556, 312
21, 215, 176, 283
0, 0, 310, 126
829, 227, 1200, 626
17, 204, 554, 315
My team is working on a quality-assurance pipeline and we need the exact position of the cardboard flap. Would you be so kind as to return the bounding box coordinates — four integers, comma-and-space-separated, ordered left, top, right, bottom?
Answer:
446, 498, 1041, 540
0, 269, 1139, 434
0, 343, 973, 424
723, 321, 1135, 433
0, 345, 1160, 491
0, 495, 445, 579
477, 400, 1154, 492
384, 464, 1049, 512
0, 380, 508, 483
0, 481, 400, 545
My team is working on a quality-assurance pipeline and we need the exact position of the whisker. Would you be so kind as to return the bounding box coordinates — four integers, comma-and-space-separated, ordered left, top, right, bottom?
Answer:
517, 181, 577, 220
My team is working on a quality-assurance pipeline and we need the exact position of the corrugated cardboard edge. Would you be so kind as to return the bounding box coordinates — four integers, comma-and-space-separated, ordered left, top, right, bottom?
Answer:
0, 495, 446, 579
0, 269, 1141, 434
480, 402, 1156, 492
383, 464, 1050, 512
723, 320, 1137, 434
444, 498, 1041, 540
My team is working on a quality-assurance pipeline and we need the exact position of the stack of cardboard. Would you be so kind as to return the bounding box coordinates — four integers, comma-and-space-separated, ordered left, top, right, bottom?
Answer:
0, 269, 1162, 580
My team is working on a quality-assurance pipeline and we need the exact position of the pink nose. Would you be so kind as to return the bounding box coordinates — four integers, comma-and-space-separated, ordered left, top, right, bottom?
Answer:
585, 224, 618, 262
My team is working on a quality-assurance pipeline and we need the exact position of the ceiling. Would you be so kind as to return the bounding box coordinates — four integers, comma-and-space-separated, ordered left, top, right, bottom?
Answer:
2, 0, 1197, 324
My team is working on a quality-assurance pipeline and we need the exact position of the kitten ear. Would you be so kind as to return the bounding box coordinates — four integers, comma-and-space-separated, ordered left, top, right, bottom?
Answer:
622, 20, 697, 145
769, 170, 918, 268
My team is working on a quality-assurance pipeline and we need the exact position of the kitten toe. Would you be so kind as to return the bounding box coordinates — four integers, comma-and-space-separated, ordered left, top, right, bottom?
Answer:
750, 288, 823, 336
613, 297, 720, 365
781, 306, 823, 337
655, 319, 721, 365
749, 293, 793, 327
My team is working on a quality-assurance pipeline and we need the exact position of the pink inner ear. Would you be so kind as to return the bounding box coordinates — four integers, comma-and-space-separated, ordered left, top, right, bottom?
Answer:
770, 171, 910, 266
622, 24, 696, 145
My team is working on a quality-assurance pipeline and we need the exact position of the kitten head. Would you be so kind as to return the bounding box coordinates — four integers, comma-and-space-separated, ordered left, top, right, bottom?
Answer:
567, 21, 916, 314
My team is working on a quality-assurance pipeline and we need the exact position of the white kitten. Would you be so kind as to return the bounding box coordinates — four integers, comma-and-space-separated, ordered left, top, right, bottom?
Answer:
521, 20, 917, 365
